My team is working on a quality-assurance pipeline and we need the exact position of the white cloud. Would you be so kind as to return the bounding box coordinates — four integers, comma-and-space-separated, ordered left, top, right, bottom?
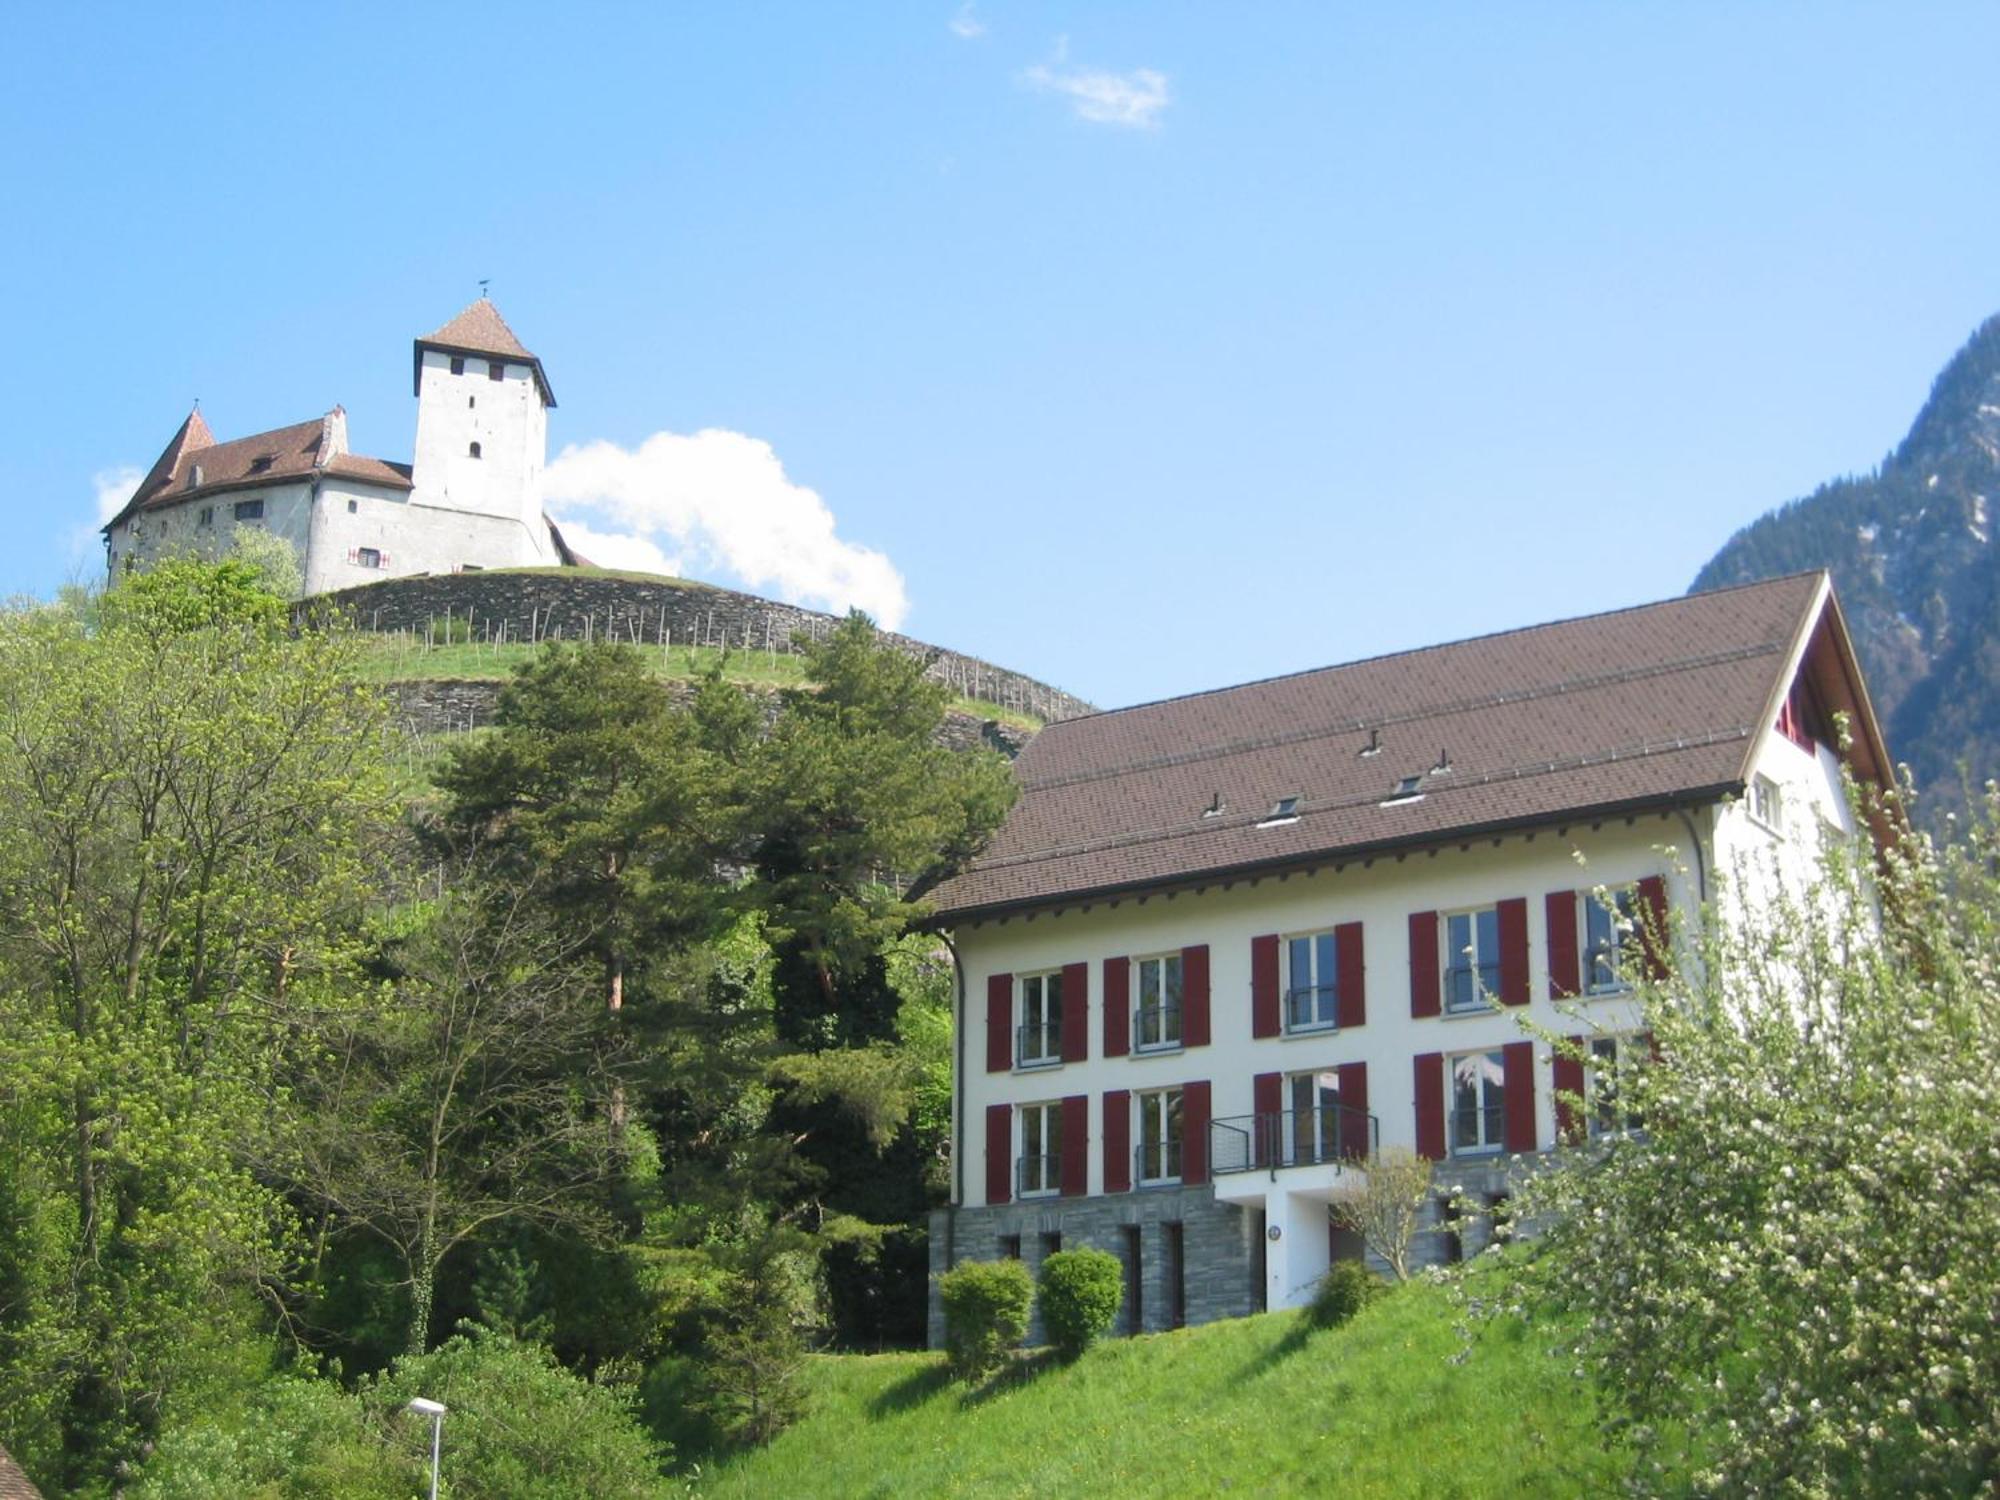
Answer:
1023, 37, 1169, 128
67, 465, 140, 563
948, 2, 985, 40
543, 429, 910, 630
549, 519, 681, 578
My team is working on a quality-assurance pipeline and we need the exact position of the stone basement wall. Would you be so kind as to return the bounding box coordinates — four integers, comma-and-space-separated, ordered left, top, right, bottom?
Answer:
307, 570, 1092, 725
383, 678, 1034, 757
927, 1188, 1260, 1349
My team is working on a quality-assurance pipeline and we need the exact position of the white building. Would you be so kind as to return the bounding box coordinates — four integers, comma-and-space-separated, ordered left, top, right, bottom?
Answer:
924, 572, 1892, 1340
103, 299, 580, 594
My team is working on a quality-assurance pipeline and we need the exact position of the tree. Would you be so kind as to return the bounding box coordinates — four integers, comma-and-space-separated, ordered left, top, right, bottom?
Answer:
1328, 1147, 1434, 1282
1515, 787, 2000, 1496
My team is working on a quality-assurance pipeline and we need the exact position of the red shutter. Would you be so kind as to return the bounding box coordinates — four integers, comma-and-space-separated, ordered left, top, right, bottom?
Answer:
1546, 890, 1580, 1000
1553, 1036, 1586, 1144
1103, 1090, 1131, 1193
1182, 944, 1211, 1047
1502, 1040, 1536, 1153
985, 1103, 1012, 1205
1335, 921, 1366, 1029
985, 973, 1012, 1073
1251, 934, 1280, 1037
1409, 911, 1440, 1018
1638, 875, 1670, 980
1252, 1071, 1282, 1167
1414, 1052, 1445, 1160
1060, 961, 1089, 1063
1060, 1094, 1088, 1197
1182, 1080, 1211, 1186
1102, 956, 1130, 1058
1337, 1060, 1369, 1159
1497, 897, 1529, 1006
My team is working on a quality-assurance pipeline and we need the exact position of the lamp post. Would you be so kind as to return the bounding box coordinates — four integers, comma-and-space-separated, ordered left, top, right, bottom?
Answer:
407, 1396, 446, 1500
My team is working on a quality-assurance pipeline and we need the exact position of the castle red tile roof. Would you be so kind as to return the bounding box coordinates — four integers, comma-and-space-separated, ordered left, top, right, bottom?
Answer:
414, 297, 555, 406
0, 1444, 43, 1499
104, 412, 413, 532
929, 573, 1887, 922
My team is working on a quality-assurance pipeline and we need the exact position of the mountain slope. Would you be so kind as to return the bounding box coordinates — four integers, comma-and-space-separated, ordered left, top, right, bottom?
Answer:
1695, 314, 2000, 803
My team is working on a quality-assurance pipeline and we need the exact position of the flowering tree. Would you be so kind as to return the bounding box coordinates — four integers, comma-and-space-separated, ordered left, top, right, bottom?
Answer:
1517, 789, 2000, 1496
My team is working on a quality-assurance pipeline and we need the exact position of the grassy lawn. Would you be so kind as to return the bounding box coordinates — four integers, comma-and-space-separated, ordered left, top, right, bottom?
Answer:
693, 1276, 1626, 1499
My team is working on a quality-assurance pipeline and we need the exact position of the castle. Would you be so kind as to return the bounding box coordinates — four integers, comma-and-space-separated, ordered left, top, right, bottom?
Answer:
103, 299, 583, 593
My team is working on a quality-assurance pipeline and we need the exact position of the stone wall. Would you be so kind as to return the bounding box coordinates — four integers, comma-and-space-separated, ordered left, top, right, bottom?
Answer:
927, 1187, 1260, 1349
381, 677, 1033, 757
310, 568, 1092, 725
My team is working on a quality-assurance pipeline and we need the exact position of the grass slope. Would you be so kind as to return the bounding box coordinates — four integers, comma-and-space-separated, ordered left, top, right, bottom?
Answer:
695, 1278, 1625, 1499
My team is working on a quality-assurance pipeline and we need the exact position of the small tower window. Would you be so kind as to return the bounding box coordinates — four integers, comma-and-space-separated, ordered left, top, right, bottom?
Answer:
233, 499, 264, 522
196, 506, 213, 528
186, 464, 204, 490
347, 499, 358, 514
469, 442, 483, 459
449, 355, 466, 376
487, 361, 505, 381
468, 396, 476, 409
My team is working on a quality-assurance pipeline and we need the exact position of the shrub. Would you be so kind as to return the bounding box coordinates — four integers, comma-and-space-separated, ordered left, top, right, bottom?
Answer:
1307, 1259, 1383, 1330
939, 1259, 1033, 1381
1037, 1248, 1123, 1359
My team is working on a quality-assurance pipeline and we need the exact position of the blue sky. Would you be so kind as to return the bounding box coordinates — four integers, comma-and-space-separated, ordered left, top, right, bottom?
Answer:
5, 4, 1999, 709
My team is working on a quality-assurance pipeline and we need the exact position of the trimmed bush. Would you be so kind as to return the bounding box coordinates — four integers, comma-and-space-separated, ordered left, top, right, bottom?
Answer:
1308, 1259, 1384, 1329
1037, 1248, 1123, 1359
939, 1259, 1033, 1381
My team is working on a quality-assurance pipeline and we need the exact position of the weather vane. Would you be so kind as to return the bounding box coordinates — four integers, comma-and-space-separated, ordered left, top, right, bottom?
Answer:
479, 277, 491, 298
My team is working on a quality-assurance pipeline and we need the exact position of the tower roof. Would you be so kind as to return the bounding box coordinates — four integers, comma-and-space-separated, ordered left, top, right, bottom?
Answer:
413, 297, 556, 406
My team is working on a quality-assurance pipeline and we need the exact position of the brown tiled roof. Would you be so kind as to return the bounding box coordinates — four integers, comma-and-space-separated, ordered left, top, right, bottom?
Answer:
930, 573, 1866, 922
105, 414, 412, 532
414, 298, 555, 406
0, 1444, 43, 1499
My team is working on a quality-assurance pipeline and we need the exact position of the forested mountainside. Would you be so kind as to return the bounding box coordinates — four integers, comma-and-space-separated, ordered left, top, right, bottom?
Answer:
1695, 313, 2000, 806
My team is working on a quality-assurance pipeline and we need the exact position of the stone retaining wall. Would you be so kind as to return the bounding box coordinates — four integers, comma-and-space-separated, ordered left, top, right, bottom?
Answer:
309, 569, 1092, 725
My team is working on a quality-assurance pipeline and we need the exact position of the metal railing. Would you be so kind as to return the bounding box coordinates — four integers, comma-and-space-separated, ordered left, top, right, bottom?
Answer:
1016, 1021, 1062, 1068
1448, 1105, 1507, 1157
1209, 1106, 1377, 1176
1134, 1139, 1183, 1186
1017, 1153, 1062, 1197
1132, 1003, 1183, 1052
1284, 983, 1339, 1032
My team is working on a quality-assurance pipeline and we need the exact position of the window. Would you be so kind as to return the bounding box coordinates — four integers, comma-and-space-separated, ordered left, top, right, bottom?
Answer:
347, 498, 358, 514
1449, 1049, 1507, 1156
1436, 1195, 1464, 1264
1284, 930, 1339, 1032
1164, 1222, 1187, 1328
249, 455, 272, 473
1134, 953, 1183, 1051
468, 395, 476, 408
1039, 1231, 1063, 1260
449, 355, 466, 376
469, 441, 483, 459
1136, 1088, 1183, 1185
1018, 1101, 1063, 1197
1258, 795, 1300, 826
356, 547, 382, 570
1121, 1225, 1143, 1333
1749, 773, 1784, 832
187, 464, 204, 490
1284, 1070, 1345, 1165
1443, 907, 1500, 1013
999, 1233, 1022, 1260
1584, 887, 1641, 994
1016, 971, 1063, 1067
1589, 1035, 1646, 1137
232, 498, 264, 522
487, 360, 505, 381
196, 506, 213, 528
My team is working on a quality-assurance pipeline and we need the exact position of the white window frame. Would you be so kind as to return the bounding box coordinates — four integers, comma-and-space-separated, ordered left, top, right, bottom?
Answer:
1136, 1087, 1183, 1186
1017, 970, 1064, 1069
1019, 1099, 1063, 1198
1133, 952, 1183, 1053
1588, 1034, 1645, 1138
1442, 906, 1501, 1014
1583, 886, 1640, 996
1283, 930, 1339, 1033
1448, 1048, 1507, 1158
1284, 1069, 1345, 1164
1749, 772, 1784, 833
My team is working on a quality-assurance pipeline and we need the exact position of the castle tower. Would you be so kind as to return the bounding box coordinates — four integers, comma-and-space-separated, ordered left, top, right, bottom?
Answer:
408, 298, 556, 538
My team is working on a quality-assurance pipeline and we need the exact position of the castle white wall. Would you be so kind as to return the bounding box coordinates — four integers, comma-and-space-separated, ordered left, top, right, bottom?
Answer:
408, 347, 547, 529
302, 482, 555, 596
106, 482, 314, 578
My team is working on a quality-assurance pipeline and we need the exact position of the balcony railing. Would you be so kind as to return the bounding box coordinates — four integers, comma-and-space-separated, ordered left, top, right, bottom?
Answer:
1016, 1021, 1062, 1068
1133, 1003, 1183, 1052
1134, 1139, 1183, 1186
1284, 983, 1339, 1033
1448, 1105, 1506, 1157
1209, 1106, 1377, 1176
1017, 1152, 1061, 1197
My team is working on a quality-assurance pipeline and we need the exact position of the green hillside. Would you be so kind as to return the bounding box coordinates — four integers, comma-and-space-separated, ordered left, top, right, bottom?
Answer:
693, 1276, 1627, 1499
